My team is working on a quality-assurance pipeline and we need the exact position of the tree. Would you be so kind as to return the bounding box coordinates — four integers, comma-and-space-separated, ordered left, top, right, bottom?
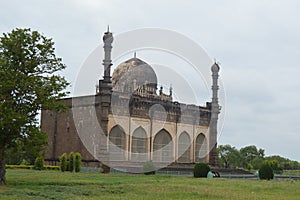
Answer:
265, 155, 300, 170
240, 145, 264, 168
5, 128, 47, 165
251, 157, 264, 169
0, 28, 69, 184
264, 160, 283, 174
218, 145, 242, 168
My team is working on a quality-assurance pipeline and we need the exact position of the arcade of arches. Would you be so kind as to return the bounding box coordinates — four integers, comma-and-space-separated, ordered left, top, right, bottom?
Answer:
108, 125, 208, 163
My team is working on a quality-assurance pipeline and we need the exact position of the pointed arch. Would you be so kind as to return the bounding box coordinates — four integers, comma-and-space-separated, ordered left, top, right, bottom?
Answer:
131, 127, 148, 161
195, 133, 208, 163
153, 129, 173, 162
178, 132, 191, 163
109, 125, 126, 161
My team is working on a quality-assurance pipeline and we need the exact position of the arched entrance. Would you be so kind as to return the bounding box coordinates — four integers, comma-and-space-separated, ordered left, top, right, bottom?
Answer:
109, 125, 126, 161
131, 127, 148, 161
195, 133, 208, 163
178, 132, 191, 163
153, 129, 173, 162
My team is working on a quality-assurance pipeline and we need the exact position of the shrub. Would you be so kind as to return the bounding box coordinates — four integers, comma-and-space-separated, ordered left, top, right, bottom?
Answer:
247, 163, 253, 171
44, 166, 60, 170
34, 156, 44, 170
194, 163, 211, 178
5, 165, 59, 170
20, 159, 31, 165
5, 165, 34, 169
66, 160, 70, 172
265, 160, 283, 174
143, 161, 156, 175
69, 152, 75, 172
60, 153, 67, 172
259, 164, 274, 180
75, 152, 82, 172
99, 163, 110, 173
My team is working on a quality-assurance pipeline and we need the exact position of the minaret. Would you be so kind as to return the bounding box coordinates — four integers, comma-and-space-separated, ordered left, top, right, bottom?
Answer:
96, 28, 114, 168
98, 26, 113, 95
103, 25, 113, 83
209, 62, 220, 166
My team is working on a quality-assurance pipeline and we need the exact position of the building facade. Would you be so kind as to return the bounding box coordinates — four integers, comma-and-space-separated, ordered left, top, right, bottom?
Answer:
41, 29, 220, 170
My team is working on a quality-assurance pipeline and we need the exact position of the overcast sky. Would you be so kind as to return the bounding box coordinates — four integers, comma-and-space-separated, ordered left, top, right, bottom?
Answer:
1, 0, 300, 161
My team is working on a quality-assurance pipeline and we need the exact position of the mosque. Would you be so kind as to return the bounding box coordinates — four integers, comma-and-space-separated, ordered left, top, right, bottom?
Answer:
41, 28, 221, 171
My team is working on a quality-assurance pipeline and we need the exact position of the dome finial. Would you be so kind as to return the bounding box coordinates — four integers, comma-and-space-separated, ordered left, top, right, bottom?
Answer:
211, 60, 220, 73
134, 51, 136, 58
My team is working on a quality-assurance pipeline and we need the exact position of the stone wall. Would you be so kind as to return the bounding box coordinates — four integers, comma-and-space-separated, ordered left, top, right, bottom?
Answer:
42, 92, 212, 166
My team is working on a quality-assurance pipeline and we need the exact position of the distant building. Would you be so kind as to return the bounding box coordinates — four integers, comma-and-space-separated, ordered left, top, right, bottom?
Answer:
41, 29, 221, 170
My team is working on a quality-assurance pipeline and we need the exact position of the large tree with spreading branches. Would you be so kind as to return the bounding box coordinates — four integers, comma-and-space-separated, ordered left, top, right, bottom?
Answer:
0, 28, 69, 184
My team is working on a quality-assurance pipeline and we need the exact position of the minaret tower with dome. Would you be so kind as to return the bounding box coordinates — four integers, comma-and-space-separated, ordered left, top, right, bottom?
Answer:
96, 26, 114, 164
209, 62, 221, 166
99, 26, 113, 95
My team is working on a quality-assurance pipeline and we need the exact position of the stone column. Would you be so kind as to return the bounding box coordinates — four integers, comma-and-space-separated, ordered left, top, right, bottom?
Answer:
209, 62, 220, 166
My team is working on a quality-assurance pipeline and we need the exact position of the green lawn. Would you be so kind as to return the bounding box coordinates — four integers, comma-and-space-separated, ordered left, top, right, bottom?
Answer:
0, 169, 299, 200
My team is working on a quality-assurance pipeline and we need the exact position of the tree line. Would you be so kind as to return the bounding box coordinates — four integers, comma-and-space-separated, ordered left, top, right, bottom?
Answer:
218, 144, 300, 171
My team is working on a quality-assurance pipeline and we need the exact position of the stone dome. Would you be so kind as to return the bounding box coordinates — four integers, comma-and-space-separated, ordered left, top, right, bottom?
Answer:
112, 57, 158, 93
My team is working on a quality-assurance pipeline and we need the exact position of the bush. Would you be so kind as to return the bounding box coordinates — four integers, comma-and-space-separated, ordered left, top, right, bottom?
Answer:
99, 163, 110, 173
66, 160, 70, 172
60, 153, 67, 172
247, 163, 253, 171
194, 163, 211, 178
44, 165, 60, 170
69, 152, 75, 172
259, 164, 274, 180
34, 156, 44, 170
5, 165, 59, 170
5, 165, 34, 169
75, 152, 82, 172
265, 160, 283, 174
143, 161, 156, 175
20, 159, 31, 165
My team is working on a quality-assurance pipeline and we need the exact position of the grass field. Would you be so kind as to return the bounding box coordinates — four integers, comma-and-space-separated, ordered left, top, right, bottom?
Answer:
0, 169, 299, 200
